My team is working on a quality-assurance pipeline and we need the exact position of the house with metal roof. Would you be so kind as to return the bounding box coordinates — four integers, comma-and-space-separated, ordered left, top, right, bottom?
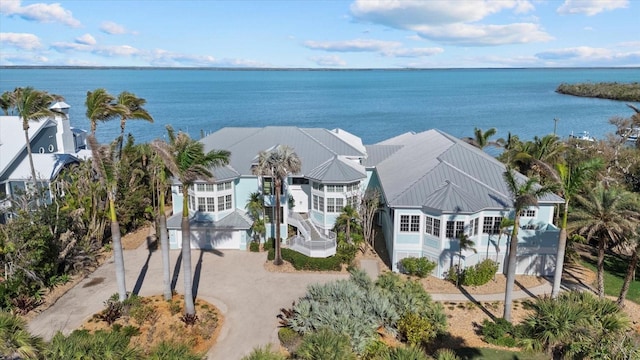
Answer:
366, 129, 563, 277
168, 126, 562, 278
0, 102, 90, 219
167, 127, 367, 256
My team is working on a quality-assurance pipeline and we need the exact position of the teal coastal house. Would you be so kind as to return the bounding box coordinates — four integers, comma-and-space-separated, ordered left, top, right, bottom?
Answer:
167, 127, 563, 278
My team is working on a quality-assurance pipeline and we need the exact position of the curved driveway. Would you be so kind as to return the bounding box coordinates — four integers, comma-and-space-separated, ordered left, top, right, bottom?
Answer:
28, 247, 347, 359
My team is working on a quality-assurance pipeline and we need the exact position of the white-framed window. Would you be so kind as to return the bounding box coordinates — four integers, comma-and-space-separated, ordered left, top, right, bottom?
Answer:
206, 184, 215, 192
326, 185, 343, 193
218, 196, 225, 211
347, 182, 359, 192
217, 181, 232, 191
470, 218, 480, 236
327, 198, 336, 212
265, 207, 284, 223
197, 197, 206, 211
197, 184, 206, 192
189, 195, 196, 211
518, 209, 536, 217
207, 197, 215, 212
400, 215, 420, 232
225, 194, 232, 209
446, 220, 464, 238
425, 215, 441, 237
346, 195, 358, 208
177, 185, 183, 194
319, 196, 324, 212
482, 217, 503, 235
313, 195, 319, 210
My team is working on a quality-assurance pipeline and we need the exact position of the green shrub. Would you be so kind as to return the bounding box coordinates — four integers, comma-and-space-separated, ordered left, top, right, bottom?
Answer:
129, 303, 155, 325
278, 327, 302, 353
362, 340, 391, 359
461, 260, 498, 286
46, 327, 140, 360
281, 248, 342, 271
400, 257, 436, 278
242, 344, 286, 360
481, 318, 518, 347
398, 312, 437, 346
296, 328, 357, 360
267, 248, 275, 261
148, 341, 204, 360
435, 348, 462, 360
264, 238, 275, 251
249, 241, 260, 252
337, 241, 358, 264
385, 345, 430, 360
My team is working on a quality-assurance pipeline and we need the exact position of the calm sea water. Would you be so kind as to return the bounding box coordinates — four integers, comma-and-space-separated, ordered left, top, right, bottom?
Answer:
1, 68, 639, 145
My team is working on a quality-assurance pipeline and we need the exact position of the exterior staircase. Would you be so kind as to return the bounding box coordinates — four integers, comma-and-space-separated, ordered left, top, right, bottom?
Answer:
287, 212, 336, 257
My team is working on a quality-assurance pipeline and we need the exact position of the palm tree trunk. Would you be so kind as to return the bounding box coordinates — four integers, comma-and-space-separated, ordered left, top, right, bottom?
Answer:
503, 216, 520, 322
274, 178, 283, 266
23, 127, 41, 207
182, 188, 195, 315
109, 197, 127, 301
552, 202, 569, 298
597, 239, 606, 299
159, 190, 171, 301
617, 246, 638, 307
346, 219, 351, 244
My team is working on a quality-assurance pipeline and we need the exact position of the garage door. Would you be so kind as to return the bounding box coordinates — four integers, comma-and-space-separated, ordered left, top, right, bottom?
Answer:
190, 229, 241, 250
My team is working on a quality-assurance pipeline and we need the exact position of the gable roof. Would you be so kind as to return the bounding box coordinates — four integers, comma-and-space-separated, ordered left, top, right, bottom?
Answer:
306, 156, 366, 182
0, 116, 55, 179
4, 153, 79, 181
374, 129, 563, 212
200, 126, 366, 181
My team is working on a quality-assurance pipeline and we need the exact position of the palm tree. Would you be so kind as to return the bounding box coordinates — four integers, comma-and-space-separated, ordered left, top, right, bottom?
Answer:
1, 90, 14, 115
464, 127, 498, 149
617, 227, 640, 307
544, 158, 604, 298
456, 233, 476, 287
115, 91, 153, 154
502, 169, 557, 322
87, 136, 128, 301
148, 146, 172, 301
152, 126, 230, 315
245, 191, 266, 244
570, 185, 640, 298
85, 88, 119, 135
335, 205, 359, 243
252, 145, 302, 266
13, 87, 62, 204
491, 217, 514, 263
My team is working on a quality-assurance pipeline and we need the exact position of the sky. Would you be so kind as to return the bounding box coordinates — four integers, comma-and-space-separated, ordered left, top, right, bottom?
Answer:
0, 0, 639, 68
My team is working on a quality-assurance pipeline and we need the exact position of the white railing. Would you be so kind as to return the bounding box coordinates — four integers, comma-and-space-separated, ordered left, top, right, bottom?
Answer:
287, 211, 337, 257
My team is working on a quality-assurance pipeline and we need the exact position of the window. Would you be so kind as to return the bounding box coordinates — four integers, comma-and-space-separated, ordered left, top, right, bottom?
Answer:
313, 195, 319, 210
471, 218, 480, 236
292, 178, 309, 185
312, 182, 324, 191
207, 197, 215, 212
400, 215, 420, 232
482, 217, 503, 235
225, 195, 232, 209
177, 185, 183, 194
519, 209, 536, 217
189, 196, 195, 211
347, 182, 359, 192
346, 196, 358, 208
265, 207, 284, 223
197, 197, 206, 211
425, 216, 441, 237
197, 184, 205, 192
206, 184, 215, 192
326, 185, 343, 193
218, 196, 225, 211
263, 178, 273, 195
319, 196, 324, 212
217, 181, 232, 191
446, 220, 464, 238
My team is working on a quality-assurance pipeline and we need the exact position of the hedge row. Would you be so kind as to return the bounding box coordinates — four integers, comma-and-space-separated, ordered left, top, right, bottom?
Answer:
267, 248, 342, 271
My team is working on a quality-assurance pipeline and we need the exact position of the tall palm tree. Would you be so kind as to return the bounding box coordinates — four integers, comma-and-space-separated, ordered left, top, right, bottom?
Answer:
543, 158, 604, 298
570, 185, 640, 298
491, 217, 514, 263
617, 227, 640, 307
13, 87, 62, 203
87, 135, 128, 301
152, 126, 230, 315
85, 88, 119, 136
335, 205, 359, 243
502, 169, 557, 322
246, 191, 266, 244
115, 91, 153, 154
252, 145, 302, 266
456, 233, 476, 287
1, 90, 14, 115
464, 127, 498, 149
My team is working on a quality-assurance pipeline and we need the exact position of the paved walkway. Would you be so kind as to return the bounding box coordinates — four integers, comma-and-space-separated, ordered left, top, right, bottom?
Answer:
28, 244, 584, 359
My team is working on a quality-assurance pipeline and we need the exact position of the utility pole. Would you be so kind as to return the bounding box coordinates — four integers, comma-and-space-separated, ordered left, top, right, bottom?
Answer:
553, 118, 559, 136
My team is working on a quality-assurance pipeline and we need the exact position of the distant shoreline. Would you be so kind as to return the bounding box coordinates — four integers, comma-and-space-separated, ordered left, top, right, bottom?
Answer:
2, 66, 639, 71
556, 82, 640, 102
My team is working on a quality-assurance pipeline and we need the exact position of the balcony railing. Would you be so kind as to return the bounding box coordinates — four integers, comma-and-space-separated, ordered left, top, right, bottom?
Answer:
288, 211, 337, 258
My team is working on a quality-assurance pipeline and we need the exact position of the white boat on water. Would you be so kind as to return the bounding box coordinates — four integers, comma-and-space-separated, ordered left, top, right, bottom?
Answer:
621, 127, 640, 142
569, 131, 595, 142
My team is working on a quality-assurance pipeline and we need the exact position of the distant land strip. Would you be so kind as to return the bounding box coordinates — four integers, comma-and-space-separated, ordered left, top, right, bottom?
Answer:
556, 82, 640, 102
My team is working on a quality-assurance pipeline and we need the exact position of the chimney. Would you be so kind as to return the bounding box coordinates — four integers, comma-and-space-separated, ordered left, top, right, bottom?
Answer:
51, 102, 74, 154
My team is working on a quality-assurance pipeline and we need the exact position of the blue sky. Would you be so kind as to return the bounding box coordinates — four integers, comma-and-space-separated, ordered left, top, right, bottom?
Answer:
1, 0, 639, 68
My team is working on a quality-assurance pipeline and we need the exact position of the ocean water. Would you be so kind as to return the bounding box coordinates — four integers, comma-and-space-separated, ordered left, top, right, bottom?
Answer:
1, 68, 639, 145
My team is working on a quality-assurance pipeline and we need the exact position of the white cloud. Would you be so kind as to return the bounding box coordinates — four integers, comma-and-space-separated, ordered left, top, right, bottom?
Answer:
0, 32, 42, 50
309, 55, 347, 67
304, 39, 401, 52
92, 45, 140, 57
557, 0, 628, 16
536, 46, 611, 60
100, 21, 128, 35
50, 41, 92, 52
75, 33, 96, 45
534, 46, 640, 66
0, 52, 48, 66
381, 47, 443, 57
350, 0, 552, 46
0, 0, 80, 27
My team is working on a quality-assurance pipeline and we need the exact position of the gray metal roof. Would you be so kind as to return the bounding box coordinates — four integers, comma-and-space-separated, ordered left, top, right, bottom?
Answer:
4, 153, 79, 181
363, 145, 403, 167
0, 116, 54, 179
167, 209, 252, 230
200, 126, 366, 178
306, 156, 366, 183
375, 129, 563, 212
211, 165, 241, 182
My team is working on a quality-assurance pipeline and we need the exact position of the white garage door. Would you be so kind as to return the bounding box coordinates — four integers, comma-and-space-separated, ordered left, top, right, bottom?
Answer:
190, 229, 241, 250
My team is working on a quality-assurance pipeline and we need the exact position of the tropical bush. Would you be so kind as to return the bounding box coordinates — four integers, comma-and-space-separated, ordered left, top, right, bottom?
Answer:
398, 312, 437, 346
268, 248, 342, 271
278, 327, 302, 353
249, 241, 260, 252
434, 348, 462, 360
46, 325, 141, 360
480, 318, 518, 348
400, 257, 436, 278
0, 311, 45, 360
460, 260, 497, 286
147, 341, 204, 360
279, 269, 446, 355
241, 344, 286, 360
296, 328, 357, 360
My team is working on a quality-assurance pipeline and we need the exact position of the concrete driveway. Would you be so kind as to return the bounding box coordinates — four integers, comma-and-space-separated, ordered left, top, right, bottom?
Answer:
28, 246, 347, 359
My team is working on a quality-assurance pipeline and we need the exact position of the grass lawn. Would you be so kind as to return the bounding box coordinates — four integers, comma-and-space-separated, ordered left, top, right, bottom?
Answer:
581, 254, 640, 304
453, 347, 550, 360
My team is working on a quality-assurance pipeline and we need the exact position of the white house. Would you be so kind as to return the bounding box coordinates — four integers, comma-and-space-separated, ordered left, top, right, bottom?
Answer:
166, 126, 563, 278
